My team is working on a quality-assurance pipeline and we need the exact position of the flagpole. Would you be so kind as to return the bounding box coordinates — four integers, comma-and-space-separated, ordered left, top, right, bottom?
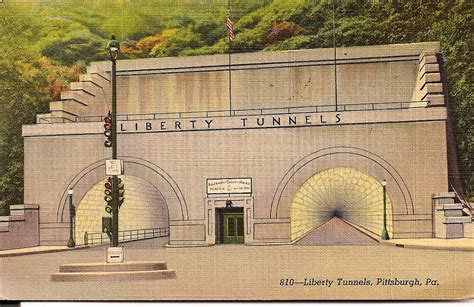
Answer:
228, 43, 232, 116
227, 0, 233, 116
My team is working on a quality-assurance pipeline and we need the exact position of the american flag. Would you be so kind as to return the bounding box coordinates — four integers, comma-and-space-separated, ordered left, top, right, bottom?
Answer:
226, 6, 234, 42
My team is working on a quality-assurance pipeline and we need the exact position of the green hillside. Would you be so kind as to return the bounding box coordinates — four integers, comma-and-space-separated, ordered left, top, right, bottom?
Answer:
0, 0, 472, 213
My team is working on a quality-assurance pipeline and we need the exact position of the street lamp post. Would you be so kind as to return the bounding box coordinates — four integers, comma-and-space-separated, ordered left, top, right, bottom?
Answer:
381, 179, 390, 240
67, 189, 75, 248
107, 35, 120, 247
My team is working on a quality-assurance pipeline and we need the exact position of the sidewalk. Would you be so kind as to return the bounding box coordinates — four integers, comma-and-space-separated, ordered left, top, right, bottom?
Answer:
0, 245, 89, 257
0, 238, 472, 257
344, 219, 474, 251
380, 237, 474, 251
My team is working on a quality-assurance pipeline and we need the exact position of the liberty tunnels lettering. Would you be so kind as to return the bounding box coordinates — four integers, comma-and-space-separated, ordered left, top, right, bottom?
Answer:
239, 113, 340, 128
118, 113, 342, 133
120, 119, 214, 132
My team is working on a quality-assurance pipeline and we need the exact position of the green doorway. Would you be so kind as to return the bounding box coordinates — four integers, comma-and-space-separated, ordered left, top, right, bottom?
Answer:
216, 207, 244, 244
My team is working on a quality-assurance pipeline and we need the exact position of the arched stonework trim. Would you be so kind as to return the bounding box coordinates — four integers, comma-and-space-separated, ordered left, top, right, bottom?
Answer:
56, 156, 188, 222
270, 146, 414, 219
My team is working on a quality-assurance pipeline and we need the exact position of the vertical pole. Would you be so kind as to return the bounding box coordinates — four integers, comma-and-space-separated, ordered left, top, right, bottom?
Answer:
67, 193, 75, 248
333, 0, 338, 111
228, 48, 232, 116
381, 183, 389, 240
111, 57, 119, 247
112, 58, 117, 161
228, 0, 233, 116
383, 184, 386, 229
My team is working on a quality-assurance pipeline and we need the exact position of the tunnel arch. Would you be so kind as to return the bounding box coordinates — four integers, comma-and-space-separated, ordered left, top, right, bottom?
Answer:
290, 167, 393, 241
271, 146, 413, 221
74, 175, 170, 245
56, 156, 188, 224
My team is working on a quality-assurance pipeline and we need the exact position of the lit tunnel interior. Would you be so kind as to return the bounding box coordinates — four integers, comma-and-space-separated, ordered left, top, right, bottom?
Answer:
75, 175, 169, 245
290, 167, 393, 242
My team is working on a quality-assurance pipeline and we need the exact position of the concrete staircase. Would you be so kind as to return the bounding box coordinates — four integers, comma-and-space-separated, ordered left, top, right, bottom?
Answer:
51, 261, 176, 282
37, 64, 111, 123
451, 184, 474, 234
432, 193, 473, 239
460, 199, 474, 239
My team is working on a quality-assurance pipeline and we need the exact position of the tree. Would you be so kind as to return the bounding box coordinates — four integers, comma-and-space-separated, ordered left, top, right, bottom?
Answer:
266, 21, 308, 45
41, 29, 105, 65
426, 6, 474, 197
154, 29, 204, 57
0, 55, 50, 215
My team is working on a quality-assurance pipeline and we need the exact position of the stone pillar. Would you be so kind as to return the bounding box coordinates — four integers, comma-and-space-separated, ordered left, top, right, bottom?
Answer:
432, 193, 471, 239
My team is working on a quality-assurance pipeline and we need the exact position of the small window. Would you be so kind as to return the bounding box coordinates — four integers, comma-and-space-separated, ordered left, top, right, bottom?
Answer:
228, 217, 235, 236
237, 217, 244, 236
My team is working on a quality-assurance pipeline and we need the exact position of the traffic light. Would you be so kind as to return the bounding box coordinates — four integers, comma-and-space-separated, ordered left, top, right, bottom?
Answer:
104, 112, 112, 148
118, 178, 125, 208
102, 216, 112, 233
104, 177, 113, 213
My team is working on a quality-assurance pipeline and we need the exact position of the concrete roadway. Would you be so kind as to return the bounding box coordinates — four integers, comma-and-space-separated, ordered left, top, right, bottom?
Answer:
294, 217, 378, 246
1, 238, 472, 300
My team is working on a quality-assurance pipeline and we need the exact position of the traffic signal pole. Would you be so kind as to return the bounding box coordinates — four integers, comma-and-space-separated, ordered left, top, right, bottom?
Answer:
111, 55, 119, 247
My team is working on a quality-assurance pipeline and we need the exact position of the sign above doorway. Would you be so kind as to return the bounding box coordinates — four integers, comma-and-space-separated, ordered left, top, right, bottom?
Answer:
206, 177, 252, 195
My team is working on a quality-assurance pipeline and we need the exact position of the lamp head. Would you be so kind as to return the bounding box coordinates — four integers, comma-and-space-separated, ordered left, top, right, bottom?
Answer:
381, 179, 387, 187
68, 189, 74, 195
107, 35, 120, 60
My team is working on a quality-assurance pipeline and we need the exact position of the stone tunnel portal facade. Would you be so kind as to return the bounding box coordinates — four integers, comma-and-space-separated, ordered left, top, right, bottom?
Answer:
21, 42, 468, 247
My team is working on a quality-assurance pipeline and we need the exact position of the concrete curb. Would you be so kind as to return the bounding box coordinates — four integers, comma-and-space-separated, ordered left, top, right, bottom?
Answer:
0, 245, 90, 258
163, 243, 212, 248
379, 240, 474, 252
51, 269, 177, 282
51, 261, 176, 282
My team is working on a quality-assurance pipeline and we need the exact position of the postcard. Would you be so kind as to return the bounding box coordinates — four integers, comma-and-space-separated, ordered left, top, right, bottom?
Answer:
0, 0, 472, 301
